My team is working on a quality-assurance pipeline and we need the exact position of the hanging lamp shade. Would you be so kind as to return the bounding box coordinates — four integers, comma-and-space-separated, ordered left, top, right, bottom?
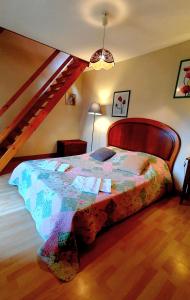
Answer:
89, 48, 114, 71
89, 12, 115, 71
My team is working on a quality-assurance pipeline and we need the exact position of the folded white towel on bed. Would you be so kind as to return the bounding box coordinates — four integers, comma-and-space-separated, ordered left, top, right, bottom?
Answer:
72, 176, 101, 195
72, 176, 112, 194
100, 178, 112, 193
57, 163, 70, 172
39, 160, 70, 172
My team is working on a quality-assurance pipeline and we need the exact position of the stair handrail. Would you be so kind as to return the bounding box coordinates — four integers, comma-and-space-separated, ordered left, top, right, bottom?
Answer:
0, 55, 73, 144
0, 49, 60, 117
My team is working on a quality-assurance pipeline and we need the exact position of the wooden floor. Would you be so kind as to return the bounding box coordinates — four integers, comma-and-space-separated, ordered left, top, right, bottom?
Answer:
1, 174, 190, 300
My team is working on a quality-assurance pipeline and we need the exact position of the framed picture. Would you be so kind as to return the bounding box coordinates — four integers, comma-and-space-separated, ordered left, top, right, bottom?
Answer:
112, 90, 131, 117
65, 93, 76, 105
174, 59, 190, 98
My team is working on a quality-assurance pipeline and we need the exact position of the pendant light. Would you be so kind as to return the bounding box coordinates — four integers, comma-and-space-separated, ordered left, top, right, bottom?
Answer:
89, 12, 115, 71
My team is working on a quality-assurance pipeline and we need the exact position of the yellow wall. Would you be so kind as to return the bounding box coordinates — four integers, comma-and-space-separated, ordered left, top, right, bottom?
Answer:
0, 31, 83, 156
0, 31, 53, 130
81, 40, 190, 187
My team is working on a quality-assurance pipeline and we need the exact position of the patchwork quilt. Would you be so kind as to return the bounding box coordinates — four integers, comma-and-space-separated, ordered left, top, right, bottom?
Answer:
9, 148, 172, 281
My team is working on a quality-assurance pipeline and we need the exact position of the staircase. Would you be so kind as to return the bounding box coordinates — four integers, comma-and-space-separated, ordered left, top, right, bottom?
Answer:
0, 53, 88, 172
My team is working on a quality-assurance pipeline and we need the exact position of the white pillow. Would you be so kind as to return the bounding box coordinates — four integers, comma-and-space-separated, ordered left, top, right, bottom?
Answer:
118, 155, 149, 175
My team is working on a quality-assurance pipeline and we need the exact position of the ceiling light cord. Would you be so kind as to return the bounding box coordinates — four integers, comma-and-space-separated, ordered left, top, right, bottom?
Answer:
102, 25, 106, 50
102, 12, 108, 50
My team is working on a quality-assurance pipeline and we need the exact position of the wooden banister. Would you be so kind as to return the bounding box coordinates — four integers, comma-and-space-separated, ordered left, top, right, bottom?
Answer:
0, 27, 4, 34
0, 55, 73, 144
0, 49, 60, 117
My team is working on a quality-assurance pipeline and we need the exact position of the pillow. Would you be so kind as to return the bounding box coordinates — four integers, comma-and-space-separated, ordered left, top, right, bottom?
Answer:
118, 155, 149, 175
90, 147, 116, 161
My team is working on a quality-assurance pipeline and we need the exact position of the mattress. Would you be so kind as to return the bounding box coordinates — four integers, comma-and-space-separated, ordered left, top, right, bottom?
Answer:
9, 147, 172, 281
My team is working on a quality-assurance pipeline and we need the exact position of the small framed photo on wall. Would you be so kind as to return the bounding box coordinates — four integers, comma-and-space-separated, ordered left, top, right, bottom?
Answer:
65, 93, 76, 105
112, 90, 131, 117
174, 59, 190, 98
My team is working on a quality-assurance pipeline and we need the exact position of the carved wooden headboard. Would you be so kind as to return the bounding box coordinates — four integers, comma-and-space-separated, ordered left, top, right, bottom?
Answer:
107, 118, 181, 172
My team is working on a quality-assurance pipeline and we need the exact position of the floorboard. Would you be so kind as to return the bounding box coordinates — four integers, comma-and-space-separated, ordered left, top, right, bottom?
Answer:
0, 174, 190, 300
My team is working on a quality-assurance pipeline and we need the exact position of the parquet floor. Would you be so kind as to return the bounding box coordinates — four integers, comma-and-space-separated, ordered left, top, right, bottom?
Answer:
1, 174, 190, 300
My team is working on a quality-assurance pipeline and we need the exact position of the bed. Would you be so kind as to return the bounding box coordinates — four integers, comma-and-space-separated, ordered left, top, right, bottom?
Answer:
9, 118, 180, 281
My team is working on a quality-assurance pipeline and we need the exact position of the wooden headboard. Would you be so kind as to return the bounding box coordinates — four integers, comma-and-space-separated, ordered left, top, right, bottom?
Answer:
107, 118, 181, 172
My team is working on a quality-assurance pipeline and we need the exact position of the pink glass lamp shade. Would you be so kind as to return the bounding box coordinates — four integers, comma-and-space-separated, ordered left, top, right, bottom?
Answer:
89, 48, 115, 71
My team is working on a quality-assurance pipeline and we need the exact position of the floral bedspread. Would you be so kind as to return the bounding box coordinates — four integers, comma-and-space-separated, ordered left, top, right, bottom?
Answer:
9, 148, 172, 281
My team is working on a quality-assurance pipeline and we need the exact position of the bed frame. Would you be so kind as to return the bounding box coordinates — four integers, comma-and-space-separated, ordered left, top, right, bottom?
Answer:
107, 118, 181, 172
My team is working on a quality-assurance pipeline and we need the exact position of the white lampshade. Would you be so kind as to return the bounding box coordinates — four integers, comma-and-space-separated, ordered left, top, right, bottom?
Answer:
88, 102, 102, 115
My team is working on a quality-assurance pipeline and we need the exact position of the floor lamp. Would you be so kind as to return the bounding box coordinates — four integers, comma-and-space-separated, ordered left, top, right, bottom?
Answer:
88, 102, 102, 151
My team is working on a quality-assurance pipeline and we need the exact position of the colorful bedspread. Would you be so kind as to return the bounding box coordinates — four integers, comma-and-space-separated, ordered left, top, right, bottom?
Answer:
9, 148, 172, 281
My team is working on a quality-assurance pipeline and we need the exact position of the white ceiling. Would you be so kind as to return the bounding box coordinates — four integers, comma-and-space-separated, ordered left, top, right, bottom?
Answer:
0, 0, 190, 62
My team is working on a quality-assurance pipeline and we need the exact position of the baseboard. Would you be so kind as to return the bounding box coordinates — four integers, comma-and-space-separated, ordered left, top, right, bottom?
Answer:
0, 153, 57, 175
12, 153, 57, 161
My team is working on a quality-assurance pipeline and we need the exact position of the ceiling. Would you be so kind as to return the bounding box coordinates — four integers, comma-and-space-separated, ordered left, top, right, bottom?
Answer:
0, 0, 190, 62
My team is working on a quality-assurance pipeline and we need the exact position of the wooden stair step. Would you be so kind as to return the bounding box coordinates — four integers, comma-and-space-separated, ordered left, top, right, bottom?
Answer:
60, 71, 72, 78
56, 74, 67, 81
34, 98, 48, 107
0, 150, 7, 158
7, 137, 15, 145
51, 82, 64, 89
17, 121, 29, 129
20, 111, 36, 122
8, 130, 21, 139
16, 106, 42, 128
27, 105, 42, 115
56, 77, 66, 83
68, 62, 80, 69
0, 145, 7, 152
38, 101, 48, 107
0, 140, 11, 149
42, 90, 54, 98
40, 92, 55, 100
21, 116, 33, 124
50, 85, 61, 92
11, 128, 22, 136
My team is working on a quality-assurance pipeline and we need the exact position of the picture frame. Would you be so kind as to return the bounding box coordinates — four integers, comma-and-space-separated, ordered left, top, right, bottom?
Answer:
112, 90, 131, 117
173, 59, 190, 98
65, 93, 76, 105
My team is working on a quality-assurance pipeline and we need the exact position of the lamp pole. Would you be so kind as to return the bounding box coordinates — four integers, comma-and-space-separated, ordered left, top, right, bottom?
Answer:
88, 102, 102, 151
91, 113, 96, 151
